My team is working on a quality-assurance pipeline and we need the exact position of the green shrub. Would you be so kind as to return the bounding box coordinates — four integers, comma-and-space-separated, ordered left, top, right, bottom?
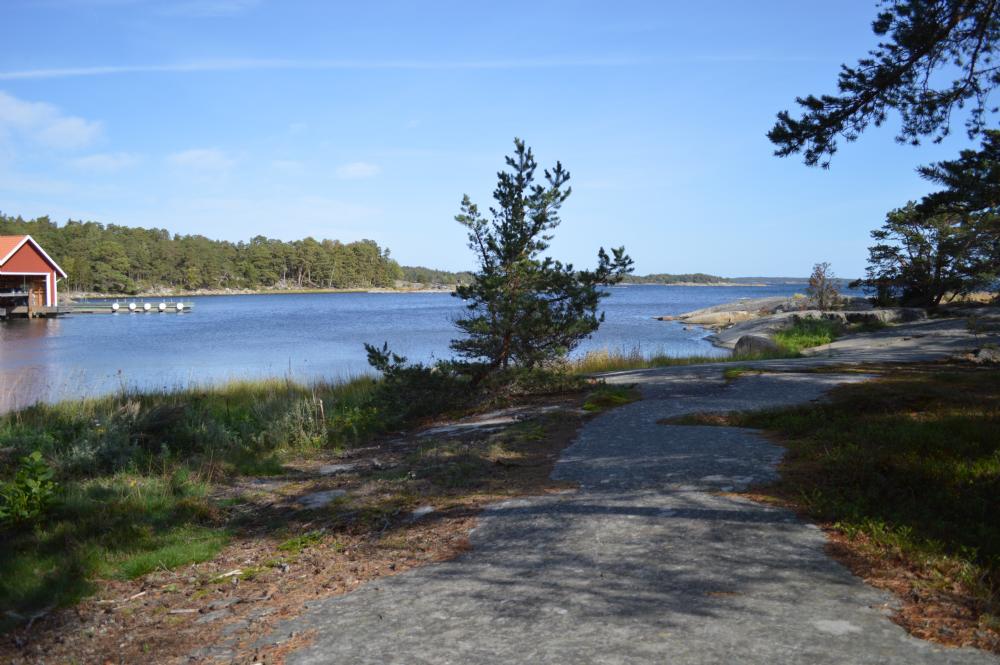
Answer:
364, 343, 473, 424
0, 451, 59, 528
773, 317, 843, 353
328, 404, 382, 445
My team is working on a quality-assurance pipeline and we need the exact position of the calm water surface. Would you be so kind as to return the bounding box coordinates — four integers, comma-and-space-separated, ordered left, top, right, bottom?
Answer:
0, 284, 811, 410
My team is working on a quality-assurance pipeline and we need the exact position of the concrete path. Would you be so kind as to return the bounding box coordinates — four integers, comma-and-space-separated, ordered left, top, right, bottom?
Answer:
266, 364, 997, 664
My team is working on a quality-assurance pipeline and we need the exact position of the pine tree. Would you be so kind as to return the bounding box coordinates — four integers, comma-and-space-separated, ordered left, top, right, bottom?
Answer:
769, 1, 1000, 167
855, 132, 1000, 304
450, 139, 633, 373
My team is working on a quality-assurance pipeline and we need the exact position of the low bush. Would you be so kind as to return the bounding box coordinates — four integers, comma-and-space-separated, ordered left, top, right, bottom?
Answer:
364, 343, 474, 425
0, 451, 59, 528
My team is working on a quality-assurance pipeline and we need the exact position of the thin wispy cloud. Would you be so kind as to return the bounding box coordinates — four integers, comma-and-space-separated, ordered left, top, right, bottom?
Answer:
0, 53, 830, 81
335, 162, 380, 180
0, 56, 651, 81
0, 90, 102, 149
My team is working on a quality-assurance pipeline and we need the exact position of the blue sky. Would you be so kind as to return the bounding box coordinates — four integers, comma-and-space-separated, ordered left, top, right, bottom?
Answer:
0, 0, 981, 277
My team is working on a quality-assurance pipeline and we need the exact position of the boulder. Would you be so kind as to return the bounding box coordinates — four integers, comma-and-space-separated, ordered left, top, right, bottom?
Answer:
843, 311, 886, 324
965, 347, 1000, 365
733, 334, 781, 356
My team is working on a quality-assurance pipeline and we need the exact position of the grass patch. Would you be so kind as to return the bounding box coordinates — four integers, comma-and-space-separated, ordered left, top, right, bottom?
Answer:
696, 367, 1000, 649
277, 529, 326, 554
582, 384, 640, 412
722, 366, 760, 382
772, 317, 843, 354
0, 470, 227, 630
0, 375, 383, 480
0, 376, 389, 628
849, 319, 889, 334
569, 346, 795, 375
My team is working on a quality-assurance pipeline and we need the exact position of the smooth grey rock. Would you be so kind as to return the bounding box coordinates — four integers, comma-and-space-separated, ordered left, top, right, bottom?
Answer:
263, 365, 995, 664
410, 505, 434, 520
734, 334, 781, 356
801, 317, 1000, 362
298, 489, 347, 509
195, 608, 232, 624
249, 478, 288, 490
208, 598, 239, 610
220, 619, 249, 637
709, 308, 931, 349
318, 463, 358, 476
187, 645, 235, 661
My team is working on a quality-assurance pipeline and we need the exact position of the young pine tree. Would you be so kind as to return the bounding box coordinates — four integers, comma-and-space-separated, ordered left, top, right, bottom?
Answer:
450, 139, 633, 375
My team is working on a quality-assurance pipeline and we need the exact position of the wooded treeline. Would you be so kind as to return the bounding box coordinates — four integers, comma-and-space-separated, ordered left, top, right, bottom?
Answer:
0, 214, 403, 293
399, 266, 475, 285
397, 268, 732, 286
624, 273, 730, 285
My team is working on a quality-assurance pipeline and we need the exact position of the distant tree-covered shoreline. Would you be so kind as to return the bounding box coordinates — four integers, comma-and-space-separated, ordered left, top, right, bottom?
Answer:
0, 214, 403, 293
0, 213, 788, 294
398, 265, 475, 286
623, 273, 732, 285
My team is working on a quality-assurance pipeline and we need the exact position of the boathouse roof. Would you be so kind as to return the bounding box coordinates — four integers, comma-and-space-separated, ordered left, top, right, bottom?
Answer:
0, 235, 68, 278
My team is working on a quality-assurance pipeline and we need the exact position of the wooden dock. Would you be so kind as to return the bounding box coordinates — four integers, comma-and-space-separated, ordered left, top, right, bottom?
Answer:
1, 301, 194, 318
68, 301, 194, 314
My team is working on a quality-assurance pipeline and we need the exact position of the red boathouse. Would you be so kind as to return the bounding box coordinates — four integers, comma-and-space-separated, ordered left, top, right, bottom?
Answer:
0, 235, 67, 310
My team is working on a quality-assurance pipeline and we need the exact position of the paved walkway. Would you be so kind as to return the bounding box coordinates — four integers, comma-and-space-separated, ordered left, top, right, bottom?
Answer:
266, 364, 997, 664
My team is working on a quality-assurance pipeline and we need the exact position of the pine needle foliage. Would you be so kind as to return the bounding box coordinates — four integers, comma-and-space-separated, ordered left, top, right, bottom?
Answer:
450, 139, 633, 374
854, 130, 1000, 305
769, 0, 1000, 167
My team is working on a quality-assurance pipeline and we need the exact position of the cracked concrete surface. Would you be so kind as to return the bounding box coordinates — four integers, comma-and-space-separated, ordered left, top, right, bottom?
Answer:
264, 364, 997, 664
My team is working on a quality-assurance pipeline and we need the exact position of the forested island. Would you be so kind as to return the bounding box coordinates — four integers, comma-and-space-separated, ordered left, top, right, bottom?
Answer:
623, 273, 736, 285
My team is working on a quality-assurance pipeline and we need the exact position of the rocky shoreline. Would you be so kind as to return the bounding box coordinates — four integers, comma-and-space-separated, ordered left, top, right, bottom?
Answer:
661, 295, 933, 351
